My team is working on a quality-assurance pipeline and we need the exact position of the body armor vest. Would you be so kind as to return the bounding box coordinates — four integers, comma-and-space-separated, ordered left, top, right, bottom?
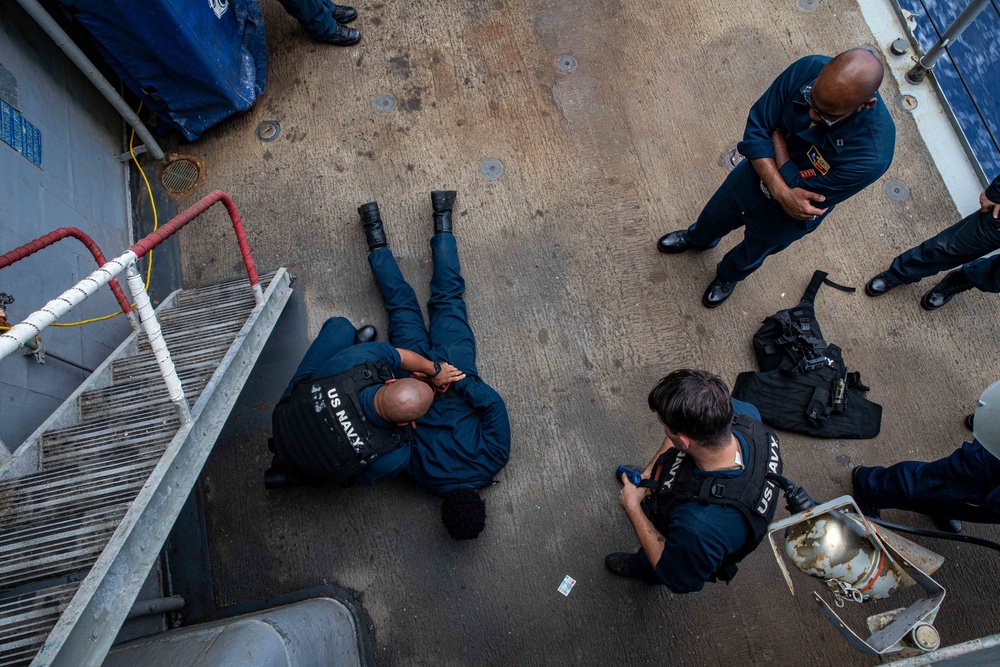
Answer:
642, 414, 782, 583
732, 270, 882, 439
271, 361, 413, 487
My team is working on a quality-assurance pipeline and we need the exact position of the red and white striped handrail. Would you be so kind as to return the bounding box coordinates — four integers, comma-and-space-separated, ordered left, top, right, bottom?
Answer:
0, 226, 134, 321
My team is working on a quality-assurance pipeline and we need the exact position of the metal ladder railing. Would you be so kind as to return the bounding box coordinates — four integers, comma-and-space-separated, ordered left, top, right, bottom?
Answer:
0, 192, 291, 667
0, 227, 136, 328
0, 191, 262, 455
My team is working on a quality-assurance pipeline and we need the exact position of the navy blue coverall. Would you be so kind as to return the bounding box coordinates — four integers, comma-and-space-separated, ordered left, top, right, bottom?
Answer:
626, 399, 760, 593
855, 440, 1000, 523
885, 176, 1000, 293
686, 55, 896, 282
368, 234, 511, 495
280, 319, 411, 485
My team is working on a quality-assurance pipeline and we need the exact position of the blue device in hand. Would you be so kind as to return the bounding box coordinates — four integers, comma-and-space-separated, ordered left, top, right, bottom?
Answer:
617, 465, 643, 485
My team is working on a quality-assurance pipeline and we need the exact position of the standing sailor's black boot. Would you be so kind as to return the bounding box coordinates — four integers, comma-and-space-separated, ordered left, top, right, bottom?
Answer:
358, 201, 387, 250
431, 190, 457, 234
921, 270, 973, 311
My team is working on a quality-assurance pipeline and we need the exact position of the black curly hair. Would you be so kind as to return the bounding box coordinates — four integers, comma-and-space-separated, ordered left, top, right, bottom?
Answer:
440, 487, 486, 540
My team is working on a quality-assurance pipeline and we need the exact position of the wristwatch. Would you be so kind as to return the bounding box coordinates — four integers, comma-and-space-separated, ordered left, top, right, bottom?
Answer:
431, 361, 442, 378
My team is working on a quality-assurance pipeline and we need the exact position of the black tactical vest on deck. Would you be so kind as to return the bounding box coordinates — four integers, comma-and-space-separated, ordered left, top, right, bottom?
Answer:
642, 414, 782, 583
271, 361, 413, 487
731, 270, 882, 439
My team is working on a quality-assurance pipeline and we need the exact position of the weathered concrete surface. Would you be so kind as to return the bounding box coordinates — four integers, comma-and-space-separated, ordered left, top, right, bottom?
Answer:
176, 0, 1000, 663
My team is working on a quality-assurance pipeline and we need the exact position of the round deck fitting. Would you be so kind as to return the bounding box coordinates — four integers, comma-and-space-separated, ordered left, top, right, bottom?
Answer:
890, 38, 910, 56
159, 154, 205, 196
897, 93, 918, 112
911, 623, 941, 652
721, 144, 745, 171
884, 179, 911, 202
480, 159, 504, 180
256, 120, 281, 142
798, 0, 819, 12
555, 55, 578, 73
374, 94, 397, 113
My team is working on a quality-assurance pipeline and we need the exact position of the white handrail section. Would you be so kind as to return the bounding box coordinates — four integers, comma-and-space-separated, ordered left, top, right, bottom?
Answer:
124, 264, 191, 422
0, 255, 132, 358
0, 249, 190, 428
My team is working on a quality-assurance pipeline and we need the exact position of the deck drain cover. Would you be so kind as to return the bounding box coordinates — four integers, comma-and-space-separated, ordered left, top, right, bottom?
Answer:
721, 144, 745, 171
480, 159, 504, 180
256, 120, 281, 142
798, 0, 818, 11
884, 179, 911, 202
160, 156, 204, 196
555, 55, 578, 73
897, 93, 918, 112
374, 94, 397, 112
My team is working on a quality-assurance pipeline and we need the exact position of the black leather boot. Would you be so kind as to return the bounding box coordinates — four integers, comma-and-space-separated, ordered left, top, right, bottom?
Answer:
865, 271, 901, 297
332, 5, 358, 23
358, 201, 387, 250
702, 276, 737, 308
319, 23, 361, 46
929, 515, 963, 533
263, 454, 304, 489
431, 190, 457, 234
921, 270, 973, 311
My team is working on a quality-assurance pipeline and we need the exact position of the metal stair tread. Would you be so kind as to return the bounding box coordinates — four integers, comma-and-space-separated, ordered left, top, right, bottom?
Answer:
173, 271, 278, 306
40, 410, 179, 446
111, 343, 233, 378
147, 302, 254, 329
0, 582, 80, 667
154, 300, 256, 326
136, 320, 245, 352
133, 332, 242, 360
0, 506, 128, 549
79, 376, 209, 415
79, 368, 210, 403
42, 427, 176, 467
0, 482, 149, 534
0, 539, 106, 593
73, 391, 189, 424
0, 455, 157, 498
0, 449, 164, 494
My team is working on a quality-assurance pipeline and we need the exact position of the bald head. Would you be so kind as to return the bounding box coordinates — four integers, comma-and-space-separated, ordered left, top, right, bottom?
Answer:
375, 378, 435, 424
813, 48, 884, 115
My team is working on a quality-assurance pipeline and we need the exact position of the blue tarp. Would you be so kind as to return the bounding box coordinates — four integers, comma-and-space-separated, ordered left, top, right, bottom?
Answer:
897, 0, 1000, 178
60, 0, 267, 141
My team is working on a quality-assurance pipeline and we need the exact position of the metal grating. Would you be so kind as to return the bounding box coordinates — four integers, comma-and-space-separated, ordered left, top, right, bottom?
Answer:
136, 319, 245, 353
111, 345, 232, 381
159, 157, 202, 195
0, 583, 79, 667
79, 376, 210, 420
174, 271, 277, 307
